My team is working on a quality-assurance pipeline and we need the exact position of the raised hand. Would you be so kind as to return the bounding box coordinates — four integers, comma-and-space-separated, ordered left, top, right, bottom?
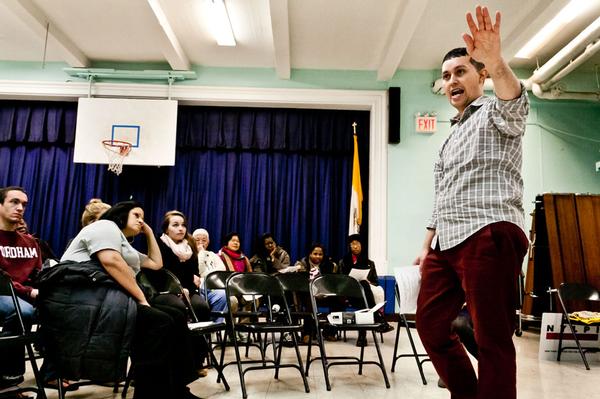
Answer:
463, 6, 502, 67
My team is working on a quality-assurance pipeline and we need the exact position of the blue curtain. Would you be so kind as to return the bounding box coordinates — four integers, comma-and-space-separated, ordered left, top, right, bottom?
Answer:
0, 101, 370, 262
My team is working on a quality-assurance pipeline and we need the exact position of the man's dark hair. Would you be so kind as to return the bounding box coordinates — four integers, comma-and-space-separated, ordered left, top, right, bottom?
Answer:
100, 200, 142, 230
0, 186, 27, 204
442, 47, 485, 71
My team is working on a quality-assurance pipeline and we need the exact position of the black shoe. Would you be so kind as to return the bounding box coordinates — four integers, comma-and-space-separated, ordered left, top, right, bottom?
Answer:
377, 322, 394, 333
0, 374, 24, 389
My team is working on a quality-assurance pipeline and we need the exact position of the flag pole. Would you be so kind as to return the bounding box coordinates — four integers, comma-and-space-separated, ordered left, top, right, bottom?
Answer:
349, 121, 363, 234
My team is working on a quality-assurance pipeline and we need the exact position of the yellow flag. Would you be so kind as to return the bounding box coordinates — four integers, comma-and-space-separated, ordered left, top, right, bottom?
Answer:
349, 133, 363, 234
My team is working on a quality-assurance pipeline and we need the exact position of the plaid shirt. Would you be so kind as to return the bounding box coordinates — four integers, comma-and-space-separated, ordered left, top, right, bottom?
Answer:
428, 86, 529, 250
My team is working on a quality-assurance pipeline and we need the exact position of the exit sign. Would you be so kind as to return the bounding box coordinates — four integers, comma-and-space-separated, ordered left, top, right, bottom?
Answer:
415, 116, 437, 133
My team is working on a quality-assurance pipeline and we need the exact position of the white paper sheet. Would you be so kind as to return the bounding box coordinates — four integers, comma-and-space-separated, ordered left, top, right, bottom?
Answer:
394, 265, 421, 314
349, 268, 370, 281
278, 265, 301, 274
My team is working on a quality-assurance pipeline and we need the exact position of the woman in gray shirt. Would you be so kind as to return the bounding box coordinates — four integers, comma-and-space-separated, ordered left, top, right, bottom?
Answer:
61, 201, 202, 399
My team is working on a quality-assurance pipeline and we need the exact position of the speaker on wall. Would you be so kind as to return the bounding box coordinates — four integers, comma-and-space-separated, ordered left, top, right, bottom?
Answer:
388, 87, 401, 144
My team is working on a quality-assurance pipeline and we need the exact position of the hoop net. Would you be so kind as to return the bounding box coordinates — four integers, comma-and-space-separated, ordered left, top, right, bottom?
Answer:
102, 140, 132, 176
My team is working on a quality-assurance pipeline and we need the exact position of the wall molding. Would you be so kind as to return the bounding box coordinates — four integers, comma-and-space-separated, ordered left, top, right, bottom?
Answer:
0, 79, 389, 271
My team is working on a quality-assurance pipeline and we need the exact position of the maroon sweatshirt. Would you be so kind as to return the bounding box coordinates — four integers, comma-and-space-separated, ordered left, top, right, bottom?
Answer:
0, 230, 42, 300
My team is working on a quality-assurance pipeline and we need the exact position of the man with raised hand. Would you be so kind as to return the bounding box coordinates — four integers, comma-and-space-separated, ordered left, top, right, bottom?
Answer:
415, 6, 529, 399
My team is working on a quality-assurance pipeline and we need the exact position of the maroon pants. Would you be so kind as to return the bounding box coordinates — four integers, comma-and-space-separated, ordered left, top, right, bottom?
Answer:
416, 222, 528, 399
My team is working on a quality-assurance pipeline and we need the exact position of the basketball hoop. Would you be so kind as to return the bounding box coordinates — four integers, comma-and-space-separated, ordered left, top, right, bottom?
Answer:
102, 139, 132, 176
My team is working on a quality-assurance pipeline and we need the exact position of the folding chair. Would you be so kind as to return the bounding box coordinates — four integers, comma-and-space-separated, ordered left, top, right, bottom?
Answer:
121, 269, 230, 397
550, 282, 600, 370
225, 272, 309, 399
274, 272, 313, 345
204, 270, 265, 380
307, 274, 390, 390
0, 271, 47, 399
390, 281, 430, 384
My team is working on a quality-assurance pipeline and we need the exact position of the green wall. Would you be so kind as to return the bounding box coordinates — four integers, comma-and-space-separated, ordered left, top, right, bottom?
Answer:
386, 71, 600, 267
1, 62, 599, 269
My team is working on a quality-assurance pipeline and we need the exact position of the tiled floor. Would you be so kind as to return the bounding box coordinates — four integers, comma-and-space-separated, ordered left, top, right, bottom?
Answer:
9, 328, 600, 398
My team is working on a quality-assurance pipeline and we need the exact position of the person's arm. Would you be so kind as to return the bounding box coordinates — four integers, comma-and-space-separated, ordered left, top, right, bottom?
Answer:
140, 223, 162, 270
367, 260, 378, 286
463, 6, 520, 100
96, 249, 150, 306
294, 259, 306, 272
414, 228, 435, 268
271, 248, 290, 270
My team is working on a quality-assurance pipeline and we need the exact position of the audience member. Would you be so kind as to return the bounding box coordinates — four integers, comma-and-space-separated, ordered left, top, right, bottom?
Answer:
219, 232, 252, 272
294, 242, 339, 342
15, 219, 57, 264
339, 234, 394, 345
192, 228, 228, 320
294, 242, 337, 275
250, 232, 291, 274
158, 210, 210, 321
0, 186, 40, 389
80, 198, 111, 227
219, 232, 253, 342
61, 201, 202, 399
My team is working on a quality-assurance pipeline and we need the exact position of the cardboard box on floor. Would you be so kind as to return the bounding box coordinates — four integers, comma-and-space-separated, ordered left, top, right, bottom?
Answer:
327, 302, 386, 325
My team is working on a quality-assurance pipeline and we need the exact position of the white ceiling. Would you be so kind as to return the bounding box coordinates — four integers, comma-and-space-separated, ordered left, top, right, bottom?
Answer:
0, 0, 599, 81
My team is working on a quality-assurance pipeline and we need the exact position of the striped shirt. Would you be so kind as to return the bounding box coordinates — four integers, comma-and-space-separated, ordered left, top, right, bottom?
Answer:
428, 85, 529, 250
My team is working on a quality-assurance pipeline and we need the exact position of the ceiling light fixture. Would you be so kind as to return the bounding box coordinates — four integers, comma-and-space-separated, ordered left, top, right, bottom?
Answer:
208, 0, 236, 46
515, 0, 588, 59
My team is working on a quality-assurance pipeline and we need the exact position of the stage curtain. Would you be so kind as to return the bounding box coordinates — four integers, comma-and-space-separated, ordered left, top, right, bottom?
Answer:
0, 100, 370, 261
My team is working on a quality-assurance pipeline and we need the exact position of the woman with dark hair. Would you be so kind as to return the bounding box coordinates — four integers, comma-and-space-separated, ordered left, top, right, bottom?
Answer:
250, 232, 291, 274
61, 201, 201, 399
158, 210, 210, 321
219, 232, 252, 272
218, 232, 253, 342
338, 234, 394, 345
294, 242, 337, 276
294, 243, 339, 342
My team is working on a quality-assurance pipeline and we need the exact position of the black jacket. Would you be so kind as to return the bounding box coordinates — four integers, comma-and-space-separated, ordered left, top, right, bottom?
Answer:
36, 260, 137, 383
338, 254, 379, 286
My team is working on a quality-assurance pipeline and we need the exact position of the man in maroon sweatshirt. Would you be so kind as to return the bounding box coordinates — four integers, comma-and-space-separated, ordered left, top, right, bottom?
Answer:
0, 186, 41, 388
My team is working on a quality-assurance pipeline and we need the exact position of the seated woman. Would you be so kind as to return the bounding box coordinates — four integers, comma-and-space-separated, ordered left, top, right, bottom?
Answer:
219, 232, 252, 273
338, 234, 394, 345
295, 242, 337, 275
249, 233, 291, 274
157, 210, 210, 322
60, 201, 201, 399
294, 243, 339, 342
219, 232, 253, 342
192, 228, 227, 320
81, 198, 111, 227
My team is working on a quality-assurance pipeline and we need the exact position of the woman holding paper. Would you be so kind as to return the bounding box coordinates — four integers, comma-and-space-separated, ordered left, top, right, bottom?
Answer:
339, 234, 393, 342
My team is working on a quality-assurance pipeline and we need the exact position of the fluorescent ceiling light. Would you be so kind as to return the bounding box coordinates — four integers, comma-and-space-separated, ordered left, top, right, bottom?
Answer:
208, 0, 236, 46
515, 0, 588, 59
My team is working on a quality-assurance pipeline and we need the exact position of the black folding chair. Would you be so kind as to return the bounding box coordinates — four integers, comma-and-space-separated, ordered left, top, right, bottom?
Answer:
204, 270, 266, 379
121, 269, 230, 397
0, 271, 47, 399
307, 274, 390, 390
550, 282, 600, 370
274, 272, 313, 344
225, 272, 310, 399
390, 281, 430, 384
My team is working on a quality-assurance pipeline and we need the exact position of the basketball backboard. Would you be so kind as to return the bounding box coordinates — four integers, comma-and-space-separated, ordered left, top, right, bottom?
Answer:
73, 97, 178, 167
